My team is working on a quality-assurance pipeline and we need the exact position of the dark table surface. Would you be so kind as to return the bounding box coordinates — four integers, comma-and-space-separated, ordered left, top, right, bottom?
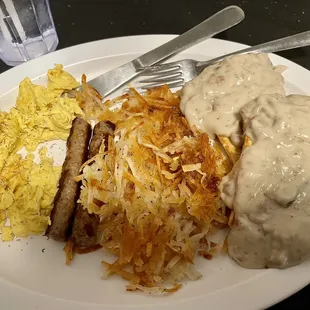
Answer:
1, 0, 310, 309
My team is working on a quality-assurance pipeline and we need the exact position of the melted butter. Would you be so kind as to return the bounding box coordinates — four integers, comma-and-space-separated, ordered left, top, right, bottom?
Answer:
180, 53, 285, 137
220, 94, 310, 268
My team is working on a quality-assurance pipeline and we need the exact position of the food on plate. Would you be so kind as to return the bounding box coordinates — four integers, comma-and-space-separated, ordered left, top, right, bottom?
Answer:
0, 64, 82, 171
0, 148, 61, 240
0, 64, 234, 291
11, 65, 82, 152
71, 121, 115, 248
0, 65, 82, 240
180, 53, 285, 142
74, 74, 105, 120
76, 86, 231, 290
180, 52, 310, 271
3, 50, 310, 293
0, 113, 20, 172
88, 121, 115, 159
221, 94, 310, 268
217, 135, 241, 164
47, 64, 80, 94
46, 117, 91, 242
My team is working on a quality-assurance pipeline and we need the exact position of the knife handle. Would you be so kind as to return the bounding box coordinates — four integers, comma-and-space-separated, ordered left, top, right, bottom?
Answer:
132, 5, 245, 69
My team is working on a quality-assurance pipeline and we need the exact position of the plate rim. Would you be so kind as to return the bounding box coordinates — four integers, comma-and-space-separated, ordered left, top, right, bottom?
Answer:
0, 34, 309, 310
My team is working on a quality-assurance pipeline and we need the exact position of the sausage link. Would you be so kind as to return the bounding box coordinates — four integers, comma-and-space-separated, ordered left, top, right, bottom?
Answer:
71, 121, 115, 247
46, 117, 91, 241
89, 121, 115, 158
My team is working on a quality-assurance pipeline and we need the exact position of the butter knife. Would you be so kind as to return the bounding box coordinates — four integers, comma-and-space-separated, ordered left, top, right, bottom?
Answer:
88, 5, 245, 96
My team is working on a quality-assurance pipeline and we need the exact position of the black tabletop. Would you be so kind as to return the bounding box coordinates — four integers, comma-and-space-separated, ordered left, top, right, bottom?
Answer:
1, 0, 309, 309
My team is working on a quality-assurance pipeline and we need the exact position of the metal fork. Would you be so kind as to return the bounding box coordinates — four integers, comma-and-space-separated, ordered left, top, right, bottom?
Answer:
138, 30, 310, 90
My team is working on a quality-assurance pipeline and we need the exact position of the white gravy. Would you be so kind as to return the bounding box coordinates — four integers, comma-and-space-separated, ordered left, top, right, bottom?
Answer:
220, 94, 310, 268
180, 53, 285, 139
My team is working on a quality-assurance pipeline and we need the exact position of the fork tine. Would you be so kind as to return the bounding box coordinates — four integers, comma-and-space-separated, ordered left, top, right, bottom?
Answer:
140, 67, 181, 78
140, 76, 183, 85
139, 72, 182, 84
141, 80, 184, 90
141, 62, 181, 75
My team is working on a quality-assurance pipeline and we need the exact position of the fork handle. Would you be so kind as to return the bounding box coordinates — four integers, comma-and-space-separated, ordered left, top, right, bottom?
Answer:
132, 6, 244, 69
196, 30, 310, 68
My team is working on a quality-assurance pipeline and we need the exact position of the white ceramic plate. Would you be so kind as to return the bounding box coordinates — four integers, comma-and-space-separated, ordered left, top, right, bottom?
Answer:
0, 35, 309, 310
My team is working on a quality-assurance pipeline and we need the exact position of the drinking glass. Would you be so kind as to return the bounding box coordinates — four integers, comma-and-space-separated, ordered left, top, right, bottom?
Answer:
0, 0, 58, 66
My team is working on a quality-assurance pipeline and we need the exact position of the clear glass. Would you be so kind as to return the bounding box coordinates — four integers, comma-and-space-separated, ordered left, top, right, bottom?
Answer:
0, 0, 58, 66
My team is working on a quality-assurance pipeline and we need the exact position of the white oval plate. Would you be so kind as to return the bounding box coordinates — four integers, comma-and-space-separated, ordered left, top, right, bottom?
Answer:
0, 35, 309, 310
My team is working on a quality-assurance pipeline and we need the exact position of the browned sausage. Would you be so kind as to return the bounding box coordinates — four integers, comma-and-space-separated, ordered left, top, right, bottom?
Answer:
88, 121, 115, 158
46, 117, 91, 242
71, 121, 115, 247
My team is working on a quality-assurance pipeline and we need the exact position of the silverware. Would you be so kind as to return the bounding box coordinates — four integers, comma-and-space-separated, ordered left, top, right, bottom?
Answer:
138, 30, 310, 89
87, 6, 245, 96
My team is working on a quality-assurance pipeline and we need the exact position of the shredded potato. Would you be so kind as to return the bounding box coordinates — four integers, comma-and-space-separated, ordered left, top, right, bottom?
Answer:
217, 136, 241, 164
73, 74, 104, 120
64, 238, 75, 266
242, 135, 253, 151
78, 85, 231, 290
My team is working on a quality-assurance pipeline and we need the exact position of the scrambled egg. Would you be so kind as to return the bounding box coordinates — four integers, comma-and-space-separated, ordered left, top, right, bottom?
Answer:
0, 113, 20, 171
13, 64, 82, 152
0, 149, 61, 240
0, 64, 83, 241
